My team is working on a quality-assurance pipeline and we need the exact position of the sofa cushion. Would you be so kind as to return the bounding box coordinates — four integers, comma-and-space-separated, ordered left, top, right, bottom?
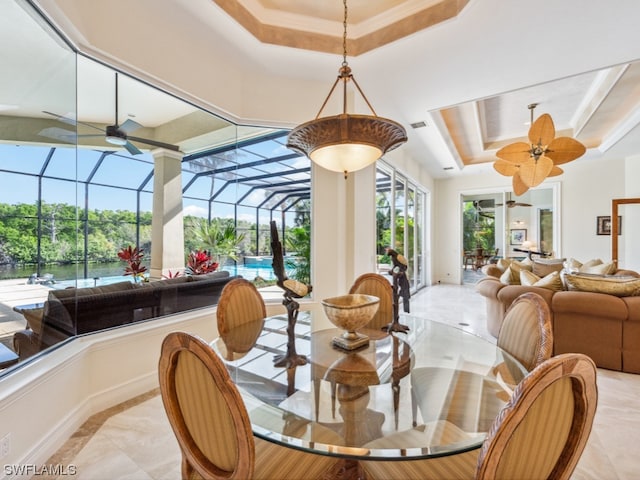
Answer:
49, 280, 135, 300
189, 270, 230, 281
563, 273, 640, 297
520, 270, 564, 291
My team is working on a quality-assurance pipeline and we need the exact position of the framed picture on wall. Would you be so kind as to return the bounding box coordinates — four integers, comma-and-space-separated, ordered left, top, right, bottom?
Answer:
597, 215, 622, 235
509, 229, 527, 245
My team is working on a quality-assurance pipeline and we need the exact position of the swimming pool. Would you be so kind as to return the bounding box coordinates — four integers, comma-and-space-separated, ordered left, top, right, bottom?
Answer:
53, 262, 283, 289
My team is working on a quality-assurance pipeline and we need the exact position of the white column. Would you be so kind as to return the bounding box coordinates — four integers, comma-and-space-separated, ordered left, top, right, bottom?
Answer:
311, 161, 377, 328
150, 149, 185, 279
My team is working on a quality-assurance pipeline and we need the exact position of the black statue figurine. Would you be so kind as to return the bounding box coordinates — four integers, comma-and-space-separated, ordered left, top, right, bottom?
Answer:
270, 221, 310, 368
384, 247, 410, 333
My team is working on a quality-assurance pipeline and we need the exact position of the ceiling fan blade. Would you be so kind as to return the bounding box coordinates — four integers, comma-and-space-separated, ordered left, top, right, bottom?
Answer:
38, 127, 77, 143
42, 110, 77, 126
128, 135, 181, 152
43, 110, 105, 133
119, 118, 143, 134
496, 142, 531, 163
512, 173, 529, 196
39, 127, 109, 144
545, 137, 586, 164
528, 113, 555, 146
548, 165, 564, 177
519, 156, 554, 187
494, 159, 519, 176
124, 141, 143, 155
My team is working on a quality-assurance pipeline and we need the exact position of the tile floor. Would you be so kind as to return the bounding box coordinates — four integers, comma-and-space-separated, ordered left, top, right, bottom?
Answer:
43, 283, 640, 479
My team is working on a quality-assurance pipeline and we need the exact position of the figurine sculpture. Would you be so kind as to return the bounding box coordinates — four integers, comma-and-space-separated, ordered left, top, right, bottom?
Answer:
384, 248, 410, 333
270, 221, 310, 368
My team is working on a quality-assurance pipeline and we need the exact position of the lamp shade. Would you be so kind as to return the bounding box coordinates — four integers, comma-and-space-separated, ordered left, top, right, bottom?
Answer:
287, 113, 407, 175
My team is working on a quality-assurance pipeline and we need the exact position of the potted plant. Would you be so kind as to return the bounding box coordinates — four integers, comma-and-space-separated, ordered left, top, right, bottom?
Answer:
117, 245, 147, 282
185, 249, 219, 275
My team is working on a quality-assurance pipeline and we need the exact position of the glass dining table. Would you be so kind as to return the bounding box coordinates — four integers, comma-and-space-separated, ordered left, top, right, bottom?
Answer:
210, 306, 527, 462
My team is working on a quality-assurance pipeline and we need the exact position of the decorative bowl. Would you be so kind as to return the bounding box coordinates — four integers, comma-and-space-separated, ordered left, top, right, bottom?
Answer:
321, 294, 380, 350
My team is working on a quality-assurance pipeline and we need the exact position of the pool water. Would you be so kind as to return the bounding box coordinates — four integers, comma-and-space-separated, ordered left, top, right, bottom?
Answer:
52, 263, 283, 289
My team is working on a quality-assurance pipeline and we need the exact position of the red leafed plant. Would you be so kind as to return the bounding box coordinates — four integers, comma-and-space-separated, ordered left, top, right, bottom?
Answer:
117, 245, 148, 282
185, 249, 219, 275
162, 270, 183, 279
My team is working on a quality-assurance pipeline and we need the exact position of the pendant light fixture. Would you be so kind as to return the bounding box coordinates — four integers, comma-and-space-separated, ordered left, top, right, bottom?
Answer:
286, 0, 407, 179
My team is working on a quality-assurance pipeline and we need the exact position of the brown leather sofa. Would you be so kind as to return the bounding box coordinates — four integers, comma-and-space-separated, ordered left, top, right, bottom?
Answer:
476, 274, 640, 373
13, 271, 238, 360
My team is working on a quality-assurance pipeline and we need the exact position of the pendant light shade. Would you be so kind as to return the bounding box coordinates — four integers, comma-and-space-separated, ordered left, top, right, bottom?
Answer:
286, 1, 407, 178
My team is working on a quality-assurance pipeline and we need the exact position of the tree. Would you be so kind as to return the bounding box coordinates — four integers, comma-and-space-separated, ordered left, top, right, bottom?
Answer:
189, 217, 245, 265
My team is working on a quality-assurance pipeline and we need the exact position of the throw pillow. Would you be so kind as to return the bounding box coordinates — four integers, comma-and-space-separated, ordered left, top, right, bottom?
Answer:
520, 270, 564, 291
500, 267, 520, 285
519, 257, 533, 266
563, 273, 640, 297
497, 258, 511, 272
564, 258, 583, 272
580, 261, 616, 275
580, 258, 603, 269
511, 260, 533, 275
532, 258, 565, 277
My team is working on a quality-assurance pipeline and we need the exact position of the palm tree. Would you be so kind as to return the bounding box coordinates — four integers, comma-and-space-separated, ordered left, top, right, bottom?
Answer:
190, 218, 245, 265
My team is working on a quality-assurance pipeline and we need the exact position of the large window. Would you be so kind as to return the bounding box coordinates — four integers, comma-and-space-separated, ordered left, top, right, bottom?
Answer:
376, 164, 427, 292
0, 0, 311, 372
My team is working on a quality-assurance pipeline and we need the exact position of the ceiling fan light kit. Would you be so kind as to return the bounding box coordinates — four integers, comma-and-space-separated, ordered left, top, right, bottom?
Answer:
493, 103, 586, 195
286, 0, 407, 179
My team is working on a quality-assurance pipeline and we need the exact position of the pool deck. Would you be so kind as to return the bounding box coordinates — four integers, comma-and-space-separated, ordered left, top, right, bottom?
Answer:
0, 278, 50, 339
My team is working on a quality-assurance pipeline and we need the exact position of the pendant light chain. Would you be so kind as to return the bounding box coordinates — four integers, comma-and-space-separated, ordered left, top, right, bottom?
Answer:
285, 0, 407, 176
342, 0, 348, 67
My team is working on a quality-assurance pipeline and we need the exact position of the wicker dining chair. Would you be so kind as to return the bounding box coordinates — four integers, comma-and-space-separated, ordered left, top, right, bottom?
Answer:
361, 353, 598, 480
215, 278, 267, 360
216, 277, 266, 335
475, 352, 597, 479
497, 291, 553, 372
158, 331, 341, 480
349, 272, 393, 330
410, 291, 553, 429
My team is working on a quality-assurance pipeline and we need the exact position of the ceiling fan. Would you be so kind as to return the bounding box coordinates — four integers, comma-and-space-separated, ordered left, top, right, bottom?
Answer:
493, 103, 586, 195
39, 73, 180, 155
496, 193, 532, 208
